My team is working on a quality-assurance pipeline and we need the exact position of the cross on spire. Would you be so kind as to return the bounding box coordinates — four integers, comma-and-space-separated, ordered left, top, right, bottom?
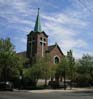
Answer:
34, 8, 42, 32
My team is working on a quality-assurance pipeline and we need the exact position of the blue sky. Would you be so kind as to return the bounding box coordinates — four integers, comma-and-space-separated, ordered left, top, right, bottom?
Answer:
0, 0, 93, 58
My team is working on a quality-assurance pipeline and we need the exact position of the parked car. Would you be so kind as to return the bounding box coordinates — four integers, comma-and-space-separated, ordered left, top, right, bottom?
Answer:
48, 81, 60, 89
48, 80, 70, 89
0, 81, 13, 91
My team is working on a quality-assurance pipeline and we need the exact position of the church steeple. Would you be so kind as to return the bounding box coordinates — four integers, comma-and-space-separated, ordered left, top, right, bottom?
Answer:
34, 8, 42, 32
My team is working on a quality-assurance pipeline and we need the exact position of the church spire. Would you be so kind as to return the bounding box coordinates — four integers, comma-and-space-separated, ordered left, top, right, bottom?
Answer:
34, 8, 42, 32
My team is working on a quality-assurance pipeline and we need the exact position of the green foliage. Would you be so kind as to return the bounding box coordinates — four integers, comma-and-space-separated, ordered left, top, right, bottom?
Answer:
50, 64, 57, 79
23, 56, 51, 85
67, 50, 75, 80
75, 54, 93, 82
79, 54, 93, 68
0, 38, 14, 52
56, 56, 68, 78
23, 64, 41, 82
0, 38, 26, 81
0, 38, 16, 80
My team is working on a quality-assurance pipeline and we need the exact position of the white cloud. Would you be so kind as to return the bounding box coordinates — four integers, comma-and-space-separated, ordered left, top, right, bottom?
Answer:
42, 13, 88, 28
44, 22, 78, 38
1, 14, 34, 25
0, 0, 92, 59
59, 39, 87, 49
0, 0, 34, 14
73, 49, 93, 59
41, 10, 89, 58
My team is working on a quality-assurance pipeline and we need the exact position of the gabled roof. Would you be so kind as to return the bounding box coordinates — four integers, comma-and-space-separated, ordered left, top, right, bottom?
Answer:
48, 44, 56, 52
48, 43, 64, 55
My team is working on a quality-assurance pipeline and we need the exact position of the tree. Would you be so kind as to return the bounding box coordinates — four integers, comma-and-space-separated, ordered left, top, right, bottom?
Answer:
36, 55, 51, 86
0, 38, 26, 82
75, 54, 93, 86
23, 63, 41, 87
0, 38, 16, 81
56, 56, 68, 89
16, 55, 27, 79
67, 50, 75, 89
50, 64, 57, 81
24, 55, 51, 86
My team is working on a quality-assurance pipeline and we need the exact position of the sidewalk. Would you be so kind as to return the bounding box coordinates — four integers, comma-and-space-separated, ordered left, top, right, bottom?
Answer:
13, 87, 93, 93
30, 88, 93, 93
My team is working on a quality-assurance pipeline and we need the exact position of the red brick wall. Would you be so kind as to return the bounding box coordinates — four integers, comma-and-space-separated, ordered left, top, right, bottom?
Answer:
36, 33, 48, 57
49, 46, 64, 66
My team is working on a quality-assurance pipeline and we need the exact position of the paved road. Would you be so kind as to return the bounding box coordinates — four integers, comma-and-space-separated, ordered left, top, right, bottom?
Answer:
0, 91, 93, 99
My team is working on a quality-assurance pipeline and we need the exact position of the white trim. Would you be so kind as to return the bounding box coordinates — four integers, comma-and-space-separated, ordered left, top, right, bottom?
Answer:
53, 55, 60, 64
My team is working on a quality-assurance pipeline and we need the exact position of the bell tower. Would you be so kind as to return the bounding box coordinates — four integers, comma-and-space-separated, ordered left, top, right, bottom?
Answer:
27, 8, 48, 60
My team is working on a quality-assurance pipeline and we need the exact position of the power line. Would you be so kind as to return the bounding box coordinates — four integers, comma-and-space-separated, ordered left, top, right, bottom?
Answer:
78, 0, 92, 13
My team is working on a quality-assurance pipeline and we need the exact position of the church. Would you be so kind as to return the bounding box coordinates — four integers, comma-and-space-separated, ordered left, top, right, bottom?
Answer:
18, 8, 64, 65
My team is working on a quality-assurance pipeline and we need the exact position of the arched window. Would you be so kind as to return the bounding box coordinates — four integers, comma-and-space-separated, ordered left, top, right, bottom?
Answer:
54, 56, 60, 64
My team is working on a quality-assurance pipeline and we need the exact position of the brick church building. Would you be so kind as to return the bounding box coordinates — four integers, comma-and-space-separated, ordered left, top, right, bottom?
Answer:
18, 8, 64, 65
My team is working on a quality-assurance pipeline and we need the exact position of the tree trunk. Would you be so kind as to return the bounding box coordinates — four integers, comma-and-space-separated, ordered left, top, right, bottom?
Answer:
45, 78, 47, 86
51, 77, 53, 81
64, 72, 66, 90
70, 80, 72, 90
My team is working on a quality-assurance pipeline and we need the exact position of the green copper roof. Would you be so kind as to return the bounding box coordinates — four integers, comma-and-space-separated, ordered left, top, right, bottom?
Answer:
34, 8, 42, 32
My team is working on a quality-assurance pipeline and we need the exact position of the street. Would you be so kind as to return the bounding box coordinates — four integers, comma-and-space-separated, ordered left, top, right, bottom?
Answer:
0, 90, 93, 99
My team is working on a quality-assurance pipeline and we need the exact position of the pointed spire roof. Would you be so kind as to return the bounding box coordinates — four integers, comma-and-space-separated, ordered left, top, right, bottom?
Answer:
34, 8, 42, 32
